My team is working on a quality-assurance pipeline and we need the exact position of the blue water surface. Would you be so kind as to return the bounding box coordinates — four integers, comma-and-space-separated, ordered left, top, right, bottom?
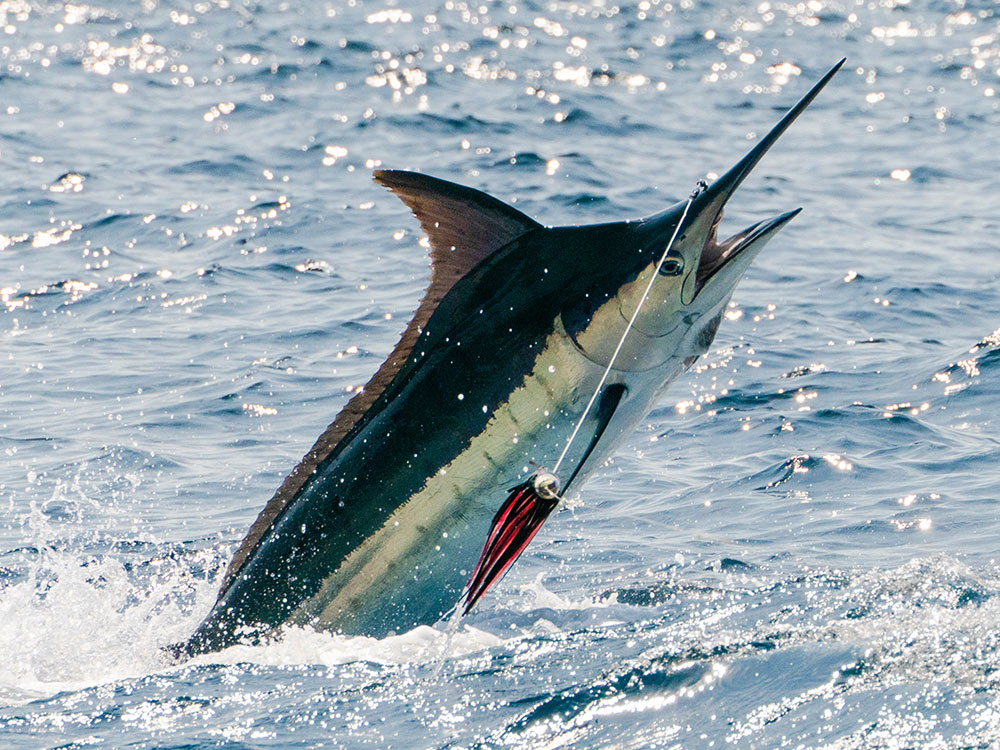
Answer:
2, 0, 999, 747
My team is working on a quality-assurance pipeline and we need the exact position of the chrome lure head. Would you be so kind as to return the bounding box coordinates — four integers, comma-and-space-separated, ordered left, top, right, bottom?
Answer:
571, 59, 845, 371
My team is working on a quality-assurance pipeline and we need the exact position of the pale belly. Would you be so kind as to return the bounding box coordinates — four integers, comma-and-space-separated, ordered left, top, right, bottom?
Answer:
290, 318, 686, 636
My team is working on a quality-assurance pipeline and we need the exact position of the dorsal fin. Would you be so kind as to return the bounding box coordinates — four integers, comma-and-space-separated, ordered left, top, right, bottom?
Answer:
373, 169, 543, 272
216, 170, 542, 599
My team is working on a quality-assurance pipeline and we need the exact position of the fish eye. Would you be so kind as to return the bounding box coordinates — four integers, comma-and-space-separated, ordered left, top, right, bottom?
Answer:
658, 255, 684, 277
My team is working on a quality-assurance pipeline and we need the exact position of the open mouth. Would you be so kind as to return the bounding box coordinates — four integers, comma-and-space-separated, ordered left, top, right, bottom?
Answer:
695, 207, 802, 289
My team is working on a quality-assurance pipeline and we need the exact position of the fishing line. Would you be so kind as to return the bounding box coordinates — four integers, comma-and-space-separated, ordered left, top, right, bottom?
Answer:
459, 181, 707, 616
552, 180, 706, 478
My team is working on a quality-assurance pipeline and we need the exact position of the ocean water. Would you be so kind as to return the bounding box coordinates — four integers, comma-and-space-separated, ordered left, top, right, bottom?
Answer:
2, 0, 999, 746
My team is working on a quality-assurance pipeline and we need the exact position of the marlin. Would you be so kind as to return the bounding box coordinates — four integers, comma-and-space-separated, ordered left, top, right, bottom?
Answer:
181, 59, 844, 656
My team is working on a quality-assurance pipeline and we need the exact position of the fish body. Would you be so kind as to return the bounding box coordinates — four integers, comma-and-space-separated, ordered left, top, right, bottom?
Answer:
183, 60, 844, 655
